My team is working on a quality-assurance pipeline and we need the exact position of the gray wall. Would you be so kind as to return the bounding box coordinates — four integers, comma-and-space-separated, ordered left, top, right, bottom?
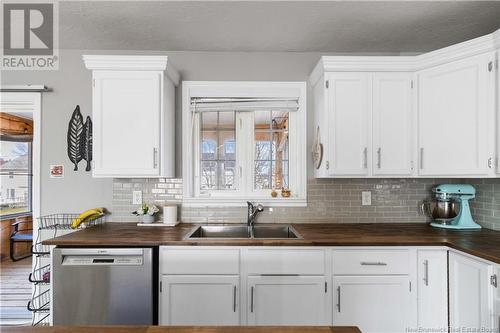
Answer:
1, 49, 327, 215
4, 49, 500, 231
2, 50, 113, 215
112, 178, 500, 231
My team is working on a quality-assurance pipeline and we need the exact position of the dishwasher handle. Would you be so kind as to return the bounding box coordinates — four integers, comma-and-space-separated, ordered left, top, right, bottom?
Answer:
59, 248, 144, 256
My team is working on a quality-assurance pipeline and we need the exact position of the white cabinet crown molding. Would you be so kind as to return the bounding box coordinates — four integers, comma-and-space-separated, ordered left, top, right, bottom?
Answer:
310, 27, 500, 85
83, 55, 180, 86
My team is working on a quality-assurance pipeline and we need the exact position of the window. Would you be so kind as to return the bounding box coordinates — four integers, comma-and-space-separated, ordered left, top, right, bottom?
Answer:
200, 112, 236, 190
254, 111, 289, 190
183, 82, 306, 207
0, 139, 32, 217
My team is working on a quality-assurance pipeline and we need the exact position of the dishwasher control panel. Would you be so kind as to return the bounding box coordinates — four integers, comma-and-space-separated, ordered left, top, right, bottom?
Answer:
62, 255, 143, 265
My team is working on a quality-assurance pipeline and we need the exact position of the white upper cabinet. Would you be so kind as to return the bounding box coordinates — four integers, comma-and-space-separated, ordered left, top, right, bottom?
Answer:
372, 73, 414, 176
417, 52, 496, 177
313, 71, 414, 178
311, 28, 500, 178
497, 50, 500, 175
326, 72, 370, 176
83, 55, 179, 178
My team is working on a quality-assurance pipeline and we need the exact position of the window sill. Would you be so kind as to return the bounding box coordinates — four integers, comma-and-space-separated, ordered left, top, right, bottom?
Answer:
182, 197, 307, 208
0, 212, 32, 222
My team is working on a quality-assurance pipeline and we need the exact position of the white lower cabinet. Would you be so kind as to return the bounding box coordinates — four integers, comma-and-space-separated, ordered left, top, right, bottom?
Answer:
332, 275, 413, 333
449, 251, 495, 331
160, 275, 239, 325
417, 250, 448, 330
247, 275, 328, 326
159, 246, 499, 331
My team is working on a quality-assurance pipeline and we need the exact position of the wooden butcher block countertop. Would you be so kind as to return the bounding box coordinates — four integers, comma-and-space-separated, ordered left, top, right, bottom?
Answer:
2, 325, 362, 333
43, 222, 500, 264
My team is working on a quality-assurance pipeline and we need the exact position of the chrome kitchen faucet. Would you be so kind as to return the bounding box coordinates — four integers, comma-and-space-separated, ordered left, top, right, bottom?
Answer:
247, 201, 264, 227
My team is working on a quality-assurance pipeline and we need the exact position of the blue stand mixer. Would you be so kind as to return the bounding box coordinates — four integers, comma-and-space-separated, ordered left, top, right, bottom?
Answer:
424, 184, 481, 230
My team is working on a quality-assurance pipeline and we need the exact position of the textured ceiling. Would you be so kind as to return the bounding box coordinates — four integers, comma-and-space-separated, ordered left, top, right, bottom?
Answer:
59, 1, 500, 52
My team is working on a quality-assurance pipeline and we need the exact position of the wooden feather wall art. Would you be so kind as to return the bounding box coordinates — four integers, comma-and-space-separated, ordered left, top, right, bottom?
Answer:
82, 116, 93, 171
67, 105, 93, 171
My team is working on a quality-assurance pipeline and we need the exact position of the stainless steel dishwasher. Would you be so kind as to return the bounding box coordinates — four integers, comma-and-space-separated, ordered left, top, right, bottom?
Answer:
52, 248, 157, 325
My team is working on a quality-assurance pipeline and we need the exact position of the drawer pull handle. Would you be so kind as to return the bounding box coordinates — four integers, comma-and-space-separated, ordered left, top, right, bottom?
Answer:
423, 260, 429, 286
363, 147, 368, 169
250, 286, 254, 313
336, 286, 341, 312
377, 147, 382, 169
360, 262, 387, 266
153, 148, 158, 168
233, 285, 237, 312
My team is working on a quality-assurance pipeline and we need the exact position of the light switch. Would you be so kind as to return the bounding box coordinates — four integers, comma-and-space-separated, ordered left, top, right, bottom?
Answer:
362, 191, 372, 206
132, 191, 143, 205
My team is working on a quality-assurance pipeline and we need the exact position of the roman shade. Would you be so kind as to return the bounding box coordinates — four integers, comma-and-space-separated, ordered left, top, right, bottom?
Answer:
190, 97, 299, 112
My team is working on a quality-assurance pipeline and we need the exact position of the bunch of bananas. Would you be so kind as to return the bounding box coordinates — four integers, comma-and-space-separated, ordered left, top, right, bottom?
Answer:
71, 208, 105, 229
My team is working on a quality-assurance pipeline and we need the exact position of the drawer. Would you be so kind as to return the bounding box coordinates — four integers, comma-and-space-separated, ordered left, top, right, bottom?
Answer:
160, 248, 240, 274
246, 248, 325, 275
332, 249, 409, 275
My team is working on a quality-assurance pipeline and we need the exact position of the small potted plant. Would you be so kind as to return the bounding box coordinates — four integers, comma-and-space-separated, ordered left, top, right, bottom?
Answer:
133, 203, 159, 224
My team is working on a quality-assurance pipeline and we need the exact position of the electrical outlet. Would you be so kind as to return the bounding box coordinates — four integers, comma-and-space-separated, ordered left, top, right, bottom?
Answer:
132, 191, 143, 205
362, 191, 372, 206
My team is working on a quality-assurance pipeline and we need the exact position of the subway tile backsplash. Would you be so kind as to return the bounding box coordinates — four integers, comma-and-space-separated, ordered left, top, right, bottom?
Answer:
112, 178, 500, 231
112, 178, 183, 222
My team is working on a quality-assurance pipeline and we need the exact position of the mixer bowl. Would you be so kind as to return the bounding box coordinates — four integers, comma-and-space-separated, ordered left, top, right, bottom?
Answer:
420, 200, 460, 223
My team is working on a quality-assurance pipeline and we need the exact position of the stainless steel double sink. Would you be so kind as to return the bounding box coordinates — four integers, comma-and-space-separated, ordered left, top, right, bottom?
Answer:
185, 225, 301, 239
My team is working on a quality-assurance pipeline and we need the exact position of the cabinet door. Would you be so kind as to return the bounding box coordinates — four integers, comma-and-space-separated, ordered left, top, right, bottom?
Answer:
247, 275, 327, 326
326, 72, 370, 176
417, 250, 448, 330
372, 73, 414, 176
333, 276, 413, 333
418, 52, 495, 176
449, 252, 493, 330
160, 275, 239, 325
93, 71, 161, 177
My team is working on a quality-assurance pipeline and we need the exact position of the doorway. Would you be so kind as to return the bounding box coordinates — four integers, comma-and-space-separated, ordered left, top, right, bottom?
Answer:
0, 92, 41, 325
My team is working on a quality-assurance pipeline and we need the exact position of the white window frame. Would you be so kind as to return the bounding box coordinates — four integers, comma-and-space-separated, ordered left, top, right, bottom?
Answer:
182, 81, 307, 207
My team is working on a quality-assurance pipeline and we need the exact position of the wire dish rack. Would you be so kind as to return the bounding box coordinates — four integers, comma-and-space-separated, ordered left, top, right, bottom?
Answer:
28, 213, 106, 325
38, 213, 105, 230
32, 213, 106, 255
27, 289, 50, 312
29, 264, 50, 284
28, 286, 50, 326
